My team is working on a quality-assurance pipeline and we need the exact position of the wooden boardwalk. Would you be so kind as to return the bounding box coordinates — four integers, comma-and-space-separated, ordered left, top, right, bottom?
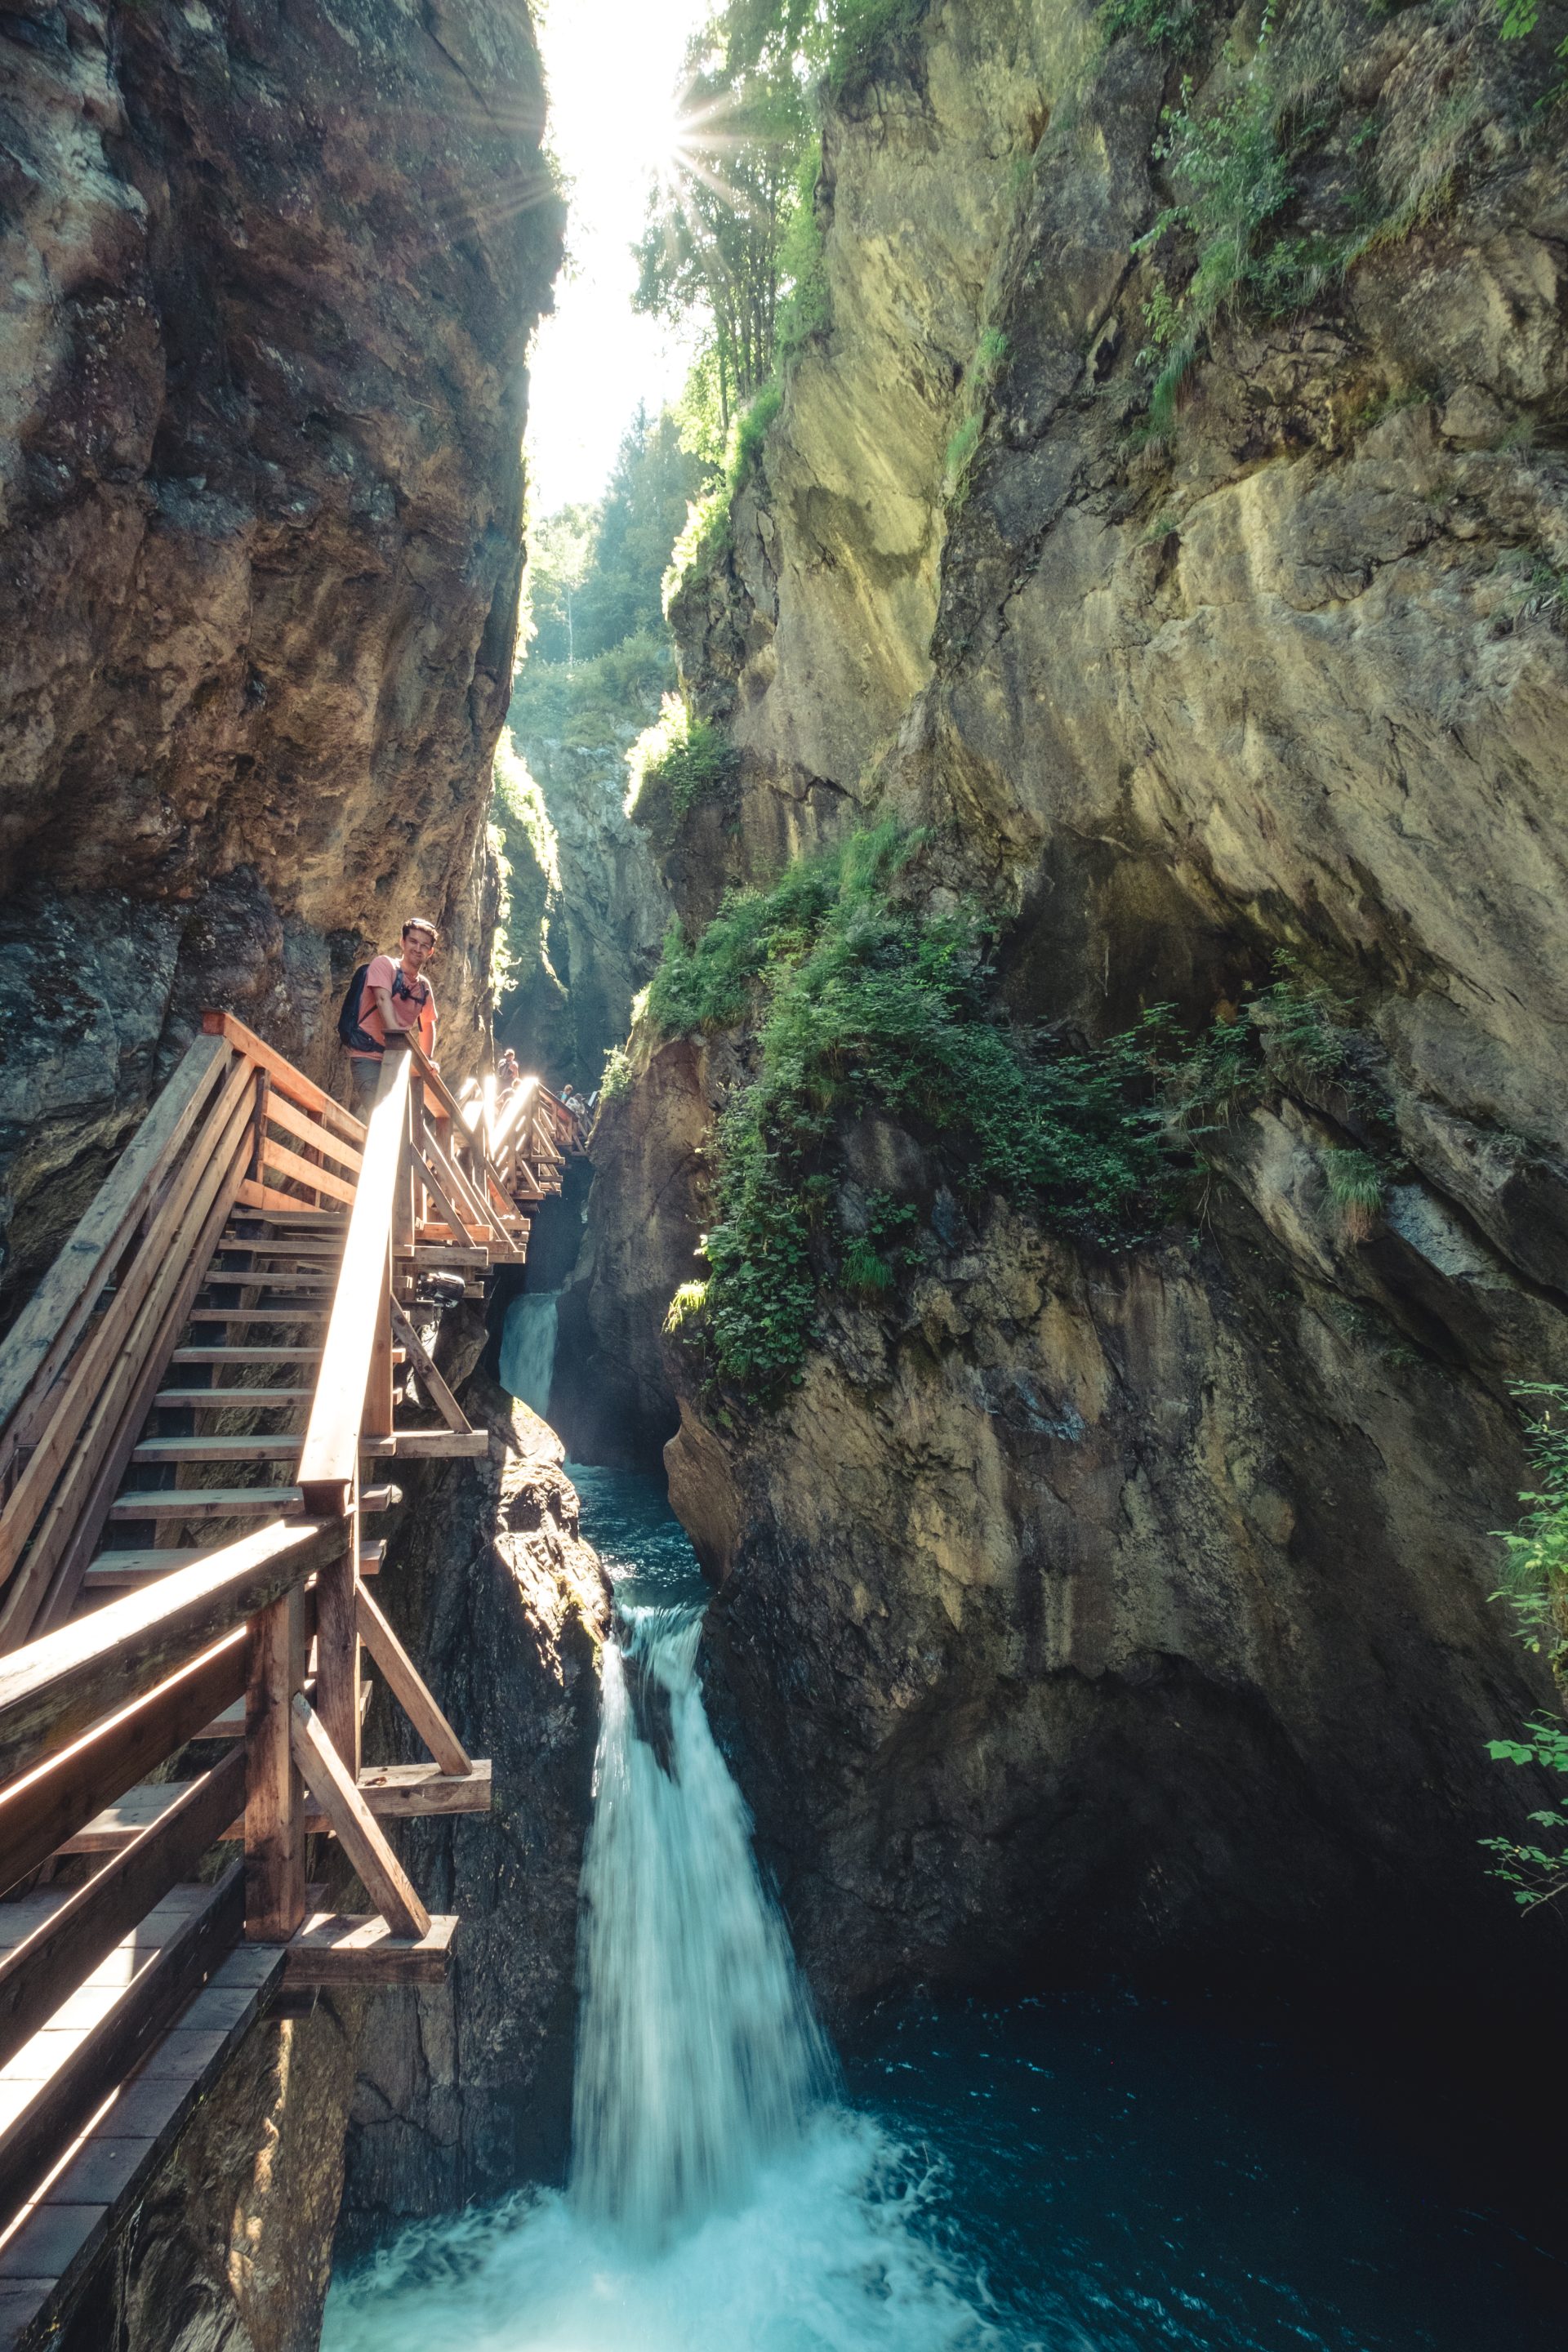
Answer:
0, 1014, 571, 2340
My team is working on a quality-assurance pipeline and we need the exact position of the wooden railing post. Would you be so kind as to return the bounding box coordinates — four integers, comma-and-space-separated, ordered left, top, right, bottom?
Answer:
314, 1526, 361, 1781
244, 1584, 306, 1941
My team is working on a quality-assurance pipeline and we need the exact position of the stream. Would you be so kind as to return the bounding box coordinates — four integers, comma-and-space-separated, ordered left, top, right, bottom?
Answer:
322, 1463, 1564, 2352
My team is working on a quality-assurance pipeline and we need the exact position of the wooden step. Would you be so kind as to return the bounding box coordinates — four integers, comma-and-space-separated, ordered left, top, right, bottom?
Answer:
152, 1388, 314, 1409
171, 1347, 323, 1365
128, 1434, 396, 1465
106, 1481, 399, 1521
183, 1316, 328, 1335
388, 1429, 488, 1460
82, 1539, 383, 1590
283, 1910, 457, 1988
56, 1761, 492, 1852
169, 1347, 404, 1365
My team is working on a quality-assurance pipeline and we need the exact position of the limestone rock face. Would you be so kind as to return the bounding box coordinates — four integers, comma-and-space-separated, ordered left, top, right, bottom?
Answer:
337, 1378, 608, 2247
0, 0, 562, 1314
585, 0, 1568, 2007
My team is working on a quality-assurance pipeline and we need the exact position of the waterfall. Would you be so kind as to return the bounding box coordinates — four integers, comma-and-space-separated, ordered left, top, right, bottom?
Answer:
499, 1289, 559, 1419
571, 1602, 833, 2243
323, 1478, 1006, 2352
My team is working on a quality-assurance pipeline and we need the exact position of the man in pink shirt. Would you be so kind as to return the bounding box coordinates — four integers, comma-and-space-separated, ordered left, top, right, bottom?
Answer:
345, 918, 439, 1112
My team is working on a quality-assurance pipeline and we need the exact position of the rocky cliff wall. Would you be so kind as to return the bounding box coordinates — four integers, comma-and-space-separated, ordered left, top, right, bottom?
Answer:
576, 0, 1568, 2010
0, 0, 562, 1318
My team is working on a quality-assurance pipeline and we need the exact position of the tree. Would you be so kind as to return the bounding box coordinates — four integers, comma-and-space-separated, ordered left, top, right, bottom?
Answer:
527, 505, 597, 668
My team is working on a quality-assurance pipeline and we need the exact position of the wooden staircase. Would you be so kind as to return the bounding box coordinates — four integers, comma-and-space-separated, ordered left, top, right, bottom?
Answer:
0, 1013, 567, 2336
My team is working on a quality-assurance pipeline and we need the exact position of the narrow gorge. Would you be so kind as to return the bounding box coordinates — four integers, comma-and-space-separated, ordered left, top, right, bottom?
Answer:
2, 0, 1567, 2345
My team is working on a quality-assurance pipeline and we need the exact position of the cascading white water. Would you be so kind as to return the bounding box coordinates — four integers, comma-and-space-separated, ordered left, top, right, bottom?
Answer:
499, 1289, 559, 1418
323, 1481, 1011, 2351
570, 1602, 833, 2243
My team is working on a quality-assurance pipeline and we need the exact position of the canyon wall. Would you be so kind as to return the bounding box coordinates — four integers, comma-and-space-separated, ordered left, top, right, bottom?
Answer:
576, 0, 1568, 2008
0, 0, 563, 1318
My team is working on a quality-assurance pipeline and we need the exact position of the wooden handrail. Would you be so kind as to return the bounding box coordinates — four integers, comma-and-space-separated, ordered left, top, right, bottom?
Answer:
297, 1049, 414, 1517
202, 1011, 365, 1145
0, 1033, 231, 1469
0, 1521, 335, 1784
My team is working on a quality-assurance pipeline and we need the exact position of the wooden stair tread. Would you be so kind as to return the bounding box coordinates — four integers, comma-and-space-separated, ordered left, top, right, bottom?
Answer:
128, 1434, 396, 1463
282, 1910, 457, 1987
198, 1272, 335, 1290
171, 1346, 323, 1363
82, 1539, 383, 1588
153, 1388, 315, 1408
107, 1482, 398, 1520
185, 1309, 327, 1325
57, 1761, 492, 1851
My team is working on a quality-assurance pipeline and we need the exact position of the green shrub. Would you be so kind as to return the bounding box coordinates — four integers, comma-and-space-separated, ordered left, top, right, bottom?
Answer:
1100, 0, 1205, 53
650, 826, 1181, 1397
598, 1044, 633, 1103
664, 382, 784, 611
944, 329, 1009, 503
1483, 1384, 1568, 1909
626, 695, 739, 828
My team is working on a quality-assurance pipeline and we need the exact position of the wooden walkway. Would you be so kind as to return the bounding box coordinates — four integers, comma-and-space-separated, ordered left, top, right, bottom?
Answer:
0, 1014, 568, 2338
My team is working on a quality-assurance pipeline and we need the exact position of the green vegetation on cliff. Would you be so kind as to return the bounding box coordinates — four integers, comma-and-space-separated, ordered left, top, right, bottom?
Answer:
1484, 1385, 1568, 1910
650, 827, 1178, 1396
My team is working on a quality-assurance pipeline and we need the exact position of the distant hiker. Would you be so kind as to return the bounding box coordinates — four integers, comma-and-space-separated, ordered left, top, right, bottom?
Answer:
340, 919, 439, 1112
497, 1049, 521, 1098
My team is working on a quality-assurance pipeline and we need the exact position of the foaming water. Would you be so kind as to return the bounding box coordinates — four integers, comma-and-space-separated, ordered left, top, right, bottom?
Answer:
324, 1468, 1565, 2352
571, 1604, 834, 2242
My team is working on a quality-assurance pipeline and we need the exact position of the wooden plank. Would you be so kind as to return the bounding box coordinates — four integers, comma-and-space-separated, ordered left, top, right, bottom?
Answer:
201, 1013, 364, 1146
412, 1129, 482, 1254
171, 1348, 323, 1365
0, 1862, 243, 2218
283, 1909, 456, 1988
389, 1431, 489, 1460
245, 1591, 305, 1941
2, 1102, 257, 1647
0, 1036, 231, 1470
0, 1635, 247, 1899
258, 1142, 358, 1209
388, 1302, 470, 1436
313, 1530, 360, 1780
108, 1487, 305, 1521
61, 1757, 488, 1851
0, 1747, 246, 2074
400, 1245, 488, 1270
234, 1177, 346, 1221
0, 1060, 254, 1592
355, 1585, 470, 1777
152, 1389, 314, 1410
185, 1309, 328, 1325
259, 1089, 362, 1178
82, 1540, 381, 1590
296, 1053, 413, 1518
130, 1437, 306, 1463
198, 1272, 335, 1294
288, 1697, 427, 1939
0, 1522, 332, 1785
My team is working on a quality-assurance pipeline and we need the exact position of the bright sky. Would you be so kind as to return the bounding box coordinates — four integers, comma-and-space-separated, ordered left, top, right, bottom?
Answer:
526, 0, 710, 514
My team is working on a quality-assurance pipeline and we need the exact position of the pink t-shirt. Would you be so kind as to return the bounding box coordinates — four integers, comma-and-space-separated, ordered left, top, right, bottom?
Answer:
351, 953, 435, 1058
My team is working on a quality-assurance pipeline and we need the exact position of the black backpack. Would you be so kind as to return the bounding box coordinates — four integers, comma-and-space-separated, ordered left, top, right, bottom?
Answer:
336, 964, 379, 1054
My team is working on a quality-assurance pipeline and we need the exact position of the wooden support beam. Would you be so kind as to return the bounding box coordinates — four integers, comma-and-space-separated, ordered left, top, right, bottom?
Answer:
245, 1589, 306, 1941
314, 1526, 361, 1780
0, 1744, 246, 2074
0, 1633, 247, 1896
58, 1757, 491, 1850
354, 1584, 470, 1777
288, 1696, 428, 1939
284, 1908, 457, 1988
201, 1013, 364, 1147
389, 1430, 489, 1460
388, 1302, 471, 1437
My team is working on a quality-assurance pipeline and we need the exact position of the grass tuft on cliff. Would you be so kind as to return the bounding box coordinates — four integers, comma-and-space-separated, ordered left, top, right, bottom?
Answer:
649, 826, 1180, 1398
626, 694, 740, 832
1483, 1383, 1568, 1910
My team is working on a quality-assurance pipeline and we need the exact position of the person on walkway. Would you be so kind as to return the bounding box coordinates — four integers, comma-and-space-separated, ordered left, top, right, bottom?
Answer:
345, 918, 439, 1113
497, 1048, 521, 1098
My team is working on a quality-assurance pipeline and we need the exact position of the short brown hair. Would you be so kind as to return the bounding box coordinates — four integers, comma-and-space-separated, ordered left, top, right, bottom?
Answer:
402, 917, 439, 943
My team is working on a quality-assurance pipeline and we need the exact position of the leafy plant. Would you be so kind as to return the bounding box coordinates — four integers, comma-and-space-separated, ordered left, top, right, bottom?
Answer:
599, 1045, 634, 1104
944, 328, 1009, 503
1483, 1384, 1568, 1908
650, 826, 1183, 1397
627, 695, 740, 827
1099, 0, 1205, 54
1494, 0, 1568, 97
